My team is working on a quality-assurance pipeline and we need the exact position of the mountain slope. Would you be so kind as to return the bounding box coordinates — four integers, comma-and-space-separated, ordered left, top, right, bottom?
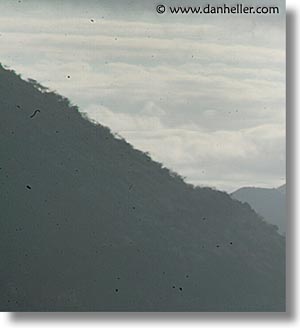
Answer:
231, 186, 285, 235
278, 184, 286, 195
0, 64, 285, 311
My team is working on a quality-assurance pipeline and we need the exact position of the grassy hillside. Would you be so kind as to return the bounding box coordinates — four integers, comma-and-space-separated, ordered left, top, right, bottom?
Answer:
0, 64, 285, 311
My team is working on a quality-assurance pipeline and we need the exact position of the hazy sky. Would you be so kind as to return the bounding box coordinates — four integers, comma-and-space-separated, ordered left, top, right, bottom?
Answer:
0, 0, 285, 191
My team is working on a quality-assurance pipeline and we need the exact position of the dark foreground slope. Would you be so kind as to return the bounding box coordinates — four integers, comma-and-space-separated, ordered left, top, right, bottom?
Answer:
0, 65, 285, 311
232, 186, 285, 235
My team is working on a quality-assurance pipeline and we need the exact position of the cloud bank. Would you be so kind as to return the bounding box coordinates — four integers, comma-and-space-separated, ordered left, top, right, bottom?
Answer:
0, 0, 285, 191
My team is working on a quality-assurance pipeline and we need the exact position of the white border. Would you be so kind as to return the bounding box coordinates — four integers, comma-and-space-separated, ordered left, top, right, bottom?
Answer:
0, 0, 298, 326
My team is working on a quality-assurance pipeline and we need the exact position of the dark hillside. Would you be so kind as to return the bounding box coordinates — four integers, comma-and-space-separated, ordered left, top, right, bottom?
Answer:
232, 186, 285, 235
0, 64, 285, 311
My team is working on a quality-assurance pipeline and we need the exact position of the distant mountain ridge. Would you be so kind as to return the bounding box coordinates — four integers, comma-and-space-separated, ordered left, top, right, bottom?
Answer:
277, 184, 286, 194
0, 64, 285, 311
231, 184, 286, 235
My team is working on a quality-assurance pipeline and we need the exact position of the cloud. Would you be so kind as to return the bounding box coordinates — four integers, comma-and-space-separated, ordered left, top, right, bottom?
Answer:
83, 105, 285, 191
0, 2, 285, 191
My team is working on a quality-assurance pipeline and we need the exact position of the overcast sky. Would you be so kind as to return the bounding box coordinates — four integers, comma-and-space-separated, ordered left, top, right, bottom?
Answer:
0, 0, 285, 192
